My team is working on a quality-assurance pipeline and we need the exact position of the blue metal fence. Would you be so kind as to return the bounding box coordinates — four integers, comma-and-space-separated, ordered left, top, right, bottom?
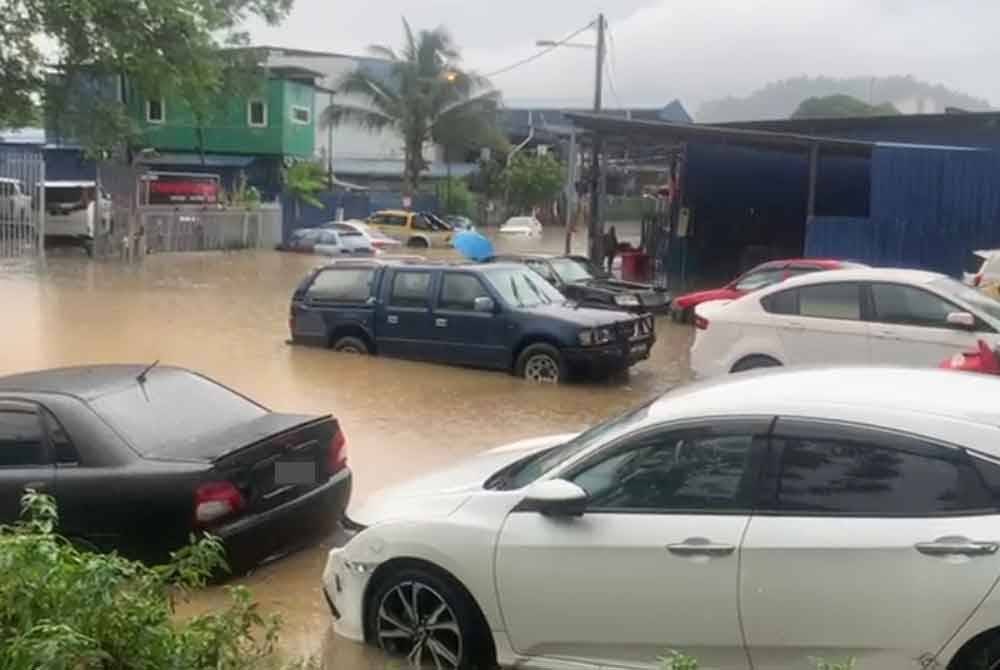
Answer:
806, 145, 1000, 276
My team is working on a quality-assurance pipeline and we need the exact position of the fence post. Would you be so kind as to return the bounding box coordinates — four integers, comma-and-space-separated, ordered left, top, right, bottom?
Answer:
37, 155, 45, 260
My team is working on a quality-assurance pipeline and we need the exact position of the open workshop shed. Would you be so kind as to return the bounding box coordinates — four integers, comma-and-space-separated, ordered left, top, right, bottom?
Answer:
568, 112, 1000, 284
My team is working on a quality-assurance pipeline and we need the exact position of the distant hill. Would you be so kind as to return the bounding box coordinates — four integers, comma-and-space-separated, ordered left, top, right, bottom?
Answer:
791, 94, 900, 119
697, 76, 991, 122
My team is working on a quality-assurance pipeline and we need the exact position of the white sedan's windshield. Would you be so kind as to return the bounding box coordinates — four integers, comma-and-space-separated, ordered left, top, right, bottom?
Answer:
932, 277, 1000, 325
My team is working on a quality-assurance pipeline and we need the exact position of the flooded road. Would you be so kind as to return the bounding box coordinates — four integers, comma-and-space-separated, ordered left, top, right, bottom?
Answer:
0, 232, 693, 666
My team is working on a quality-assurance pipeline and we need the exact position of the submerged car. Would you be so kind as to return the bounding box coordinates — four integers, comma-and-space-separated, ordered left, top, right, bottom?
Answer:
322, 366, 1000, 670
366, 210, 452, 249
490, 253, 669, 312
0, 365, 351, 571
442, 214, 475, 231
499, 216, 542, 237
671, 258, 860, 322
43, 180, 112, 256
289, 259, 654, 382
279, 227, 375, 256
323, 220, 402, 251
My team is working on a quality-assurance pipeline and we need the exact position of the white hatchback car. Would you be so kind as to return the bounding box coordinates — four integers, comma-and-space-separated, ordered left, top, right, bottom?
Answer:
323, 367, 1000, 670
690, 267, 1000, 378
499, 215, 543, 237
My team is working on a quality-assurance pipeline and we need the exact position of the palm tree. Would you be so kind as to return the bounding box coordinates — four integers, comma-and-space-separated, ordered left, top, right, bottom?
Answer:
322, 19, 500, 195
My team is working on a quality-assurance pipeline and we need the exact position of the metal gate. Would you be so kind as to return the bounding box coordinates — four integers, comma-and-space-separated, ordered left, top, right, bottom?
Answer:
0, 148, 44, 258
140, 208, 273, 253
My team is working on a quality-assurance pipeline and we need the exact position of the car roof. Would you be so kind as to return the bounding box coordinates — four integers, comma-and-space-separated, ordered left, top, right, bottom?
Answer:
0, 364, 189, 401
371, 209, 410, 216
644, 367, 1000, 450
756, 266, 944, 295
320, 258, 517, 272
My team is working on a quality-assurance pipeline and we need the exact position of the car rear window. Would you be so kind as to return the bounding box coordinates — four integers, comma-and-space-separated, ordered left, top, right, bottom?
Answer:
89, 368, 266, 456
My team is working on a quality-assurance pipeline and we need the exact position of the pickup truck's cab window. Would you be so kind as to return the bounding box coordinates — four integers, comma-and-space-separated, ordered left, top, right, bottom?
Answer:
390, 271, 432, 308
439, 273, 490, 311
308, 268, 374, 301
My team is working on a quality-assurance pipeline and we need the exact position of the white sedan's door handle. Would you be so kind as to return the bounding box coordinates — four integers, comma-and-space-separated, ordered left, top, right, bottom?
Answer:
916, 537, 999, 557
666, 537, 736, 557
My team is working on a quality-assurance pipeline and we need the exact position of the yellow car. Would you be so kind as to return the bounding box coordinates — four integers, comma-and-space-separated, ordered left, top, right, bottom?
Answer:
366, 210, 452, 249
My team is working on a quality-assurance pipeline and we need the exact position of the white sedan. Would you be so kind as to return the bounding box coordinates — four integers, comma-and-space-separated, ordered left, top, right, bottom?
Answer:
323, 220, 402, 251
690, 266, 1000, 378
499, 215, 543, 237
322, 367, 1000, 670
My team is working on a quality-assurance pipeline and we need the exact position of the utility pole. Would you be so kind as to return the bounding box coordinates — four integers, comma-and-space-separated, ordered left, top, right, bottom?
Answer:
587, 13, 606, 265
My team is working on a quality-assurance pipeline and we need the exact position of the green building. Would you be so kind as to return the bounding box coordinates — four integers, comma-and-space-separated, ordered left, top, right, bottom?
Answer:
129, 66, 322, 198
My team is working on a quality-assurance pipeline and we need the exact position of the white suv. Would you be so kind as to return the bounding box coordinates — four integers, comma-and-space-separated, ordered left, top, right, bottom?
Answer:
690, 267, 1000, 378
43, 181, 112, 255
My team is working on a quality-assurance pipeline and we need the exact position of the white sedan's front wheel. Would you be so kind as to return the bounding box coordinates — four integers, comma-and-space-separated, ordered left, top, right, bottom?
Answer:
367, 567, 493, 670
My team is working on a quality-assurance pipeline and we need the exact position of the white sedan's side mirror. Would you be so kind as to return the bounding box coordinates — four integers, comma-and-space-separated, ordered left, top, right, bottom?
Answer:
947, 311, 976, 330
519, 479, 589, 517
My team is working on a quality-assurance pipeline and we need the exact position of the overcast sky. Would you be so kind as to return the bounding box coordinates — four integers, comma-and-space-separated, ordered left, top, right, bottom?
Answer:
247, 1, 1000, 113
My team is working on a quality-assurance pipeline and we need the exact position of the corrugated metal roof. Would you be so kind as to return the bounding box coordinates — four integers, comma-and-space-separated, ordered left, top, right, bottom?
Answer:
566, 112, 876, 155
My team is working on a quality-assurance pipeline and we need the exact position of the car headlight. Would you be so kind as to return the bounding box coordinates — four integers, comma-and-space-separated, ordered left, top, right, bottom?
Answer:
579, 327, 615, 346
615, 294, 640, 307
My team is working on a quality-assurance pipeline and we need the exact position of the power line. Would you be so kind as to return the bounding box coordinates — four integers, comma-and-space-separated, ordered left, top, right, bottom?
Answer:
483, 20, 596, 79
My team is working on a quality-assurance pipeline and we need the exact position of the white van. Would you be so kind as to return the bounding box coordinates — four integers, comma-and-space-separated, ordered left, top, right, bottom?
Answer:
44, 181, 111, 255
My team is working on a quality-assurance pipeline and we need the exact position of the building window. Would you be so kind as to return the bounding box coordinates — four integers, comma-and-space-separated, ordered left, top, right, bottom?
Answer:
146, 98, 165, 124
291, 106, 311, 124
247, 99, 268, 127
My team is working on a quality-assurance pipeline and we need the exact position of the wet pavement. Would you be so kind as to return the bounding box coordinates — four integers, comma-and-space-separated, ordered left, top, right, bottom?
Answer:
0, 229, 693, 666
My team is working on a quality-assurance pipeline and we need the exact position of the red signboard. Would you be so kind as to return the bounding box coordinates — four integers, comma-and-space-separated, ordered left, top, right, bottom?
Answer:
144, 173, 220, 205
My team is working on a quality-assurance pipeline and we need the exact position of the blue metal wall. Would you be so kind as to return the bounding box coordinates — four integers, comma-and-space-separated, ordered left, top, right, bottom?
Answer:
806, 145, 1000, 275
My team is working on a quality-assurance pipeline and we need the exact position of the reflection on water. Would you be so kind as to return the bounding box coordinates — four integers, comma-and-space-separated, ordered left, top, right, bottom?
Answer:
1, 226, 690, 665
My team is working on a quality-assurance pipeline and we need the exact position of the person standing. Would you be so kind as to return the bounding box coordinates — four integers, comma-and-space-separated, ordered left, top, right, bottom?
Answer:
604, 225, 618, 273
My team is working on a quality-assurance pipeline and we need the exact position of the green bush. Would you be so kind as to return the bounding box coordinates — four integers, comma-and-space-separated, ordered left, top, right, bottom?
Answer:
0, 490, 306, 670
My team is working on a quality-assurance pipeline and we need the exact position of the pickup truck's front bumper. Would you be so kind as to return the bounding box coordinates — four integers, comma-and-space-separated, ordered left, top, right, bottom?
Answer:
563, 334, 655, 375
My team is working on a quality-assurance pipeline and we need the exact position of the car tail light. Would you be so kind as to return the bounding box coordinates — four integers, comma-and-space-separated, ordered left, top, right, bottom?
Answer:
694, 315, 710, 330
194, 481, 245, 527
328, 428, 348, 474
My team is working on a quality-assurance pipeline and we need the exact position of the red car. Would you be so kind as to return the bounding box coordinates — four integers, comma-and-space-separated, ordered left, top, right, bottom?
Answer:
670, 258, 862, 321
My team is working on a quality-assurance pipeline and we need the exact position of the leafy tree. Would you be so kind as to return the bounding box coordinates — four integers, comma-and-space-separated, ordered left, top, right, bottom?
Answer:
322, 18, 501, 195
0, 490, 312, 669
791, 94, 899, 119
283, 161, 327, 220
3, 0, 291, 155
507, 153, 564, 214
436, 178, 475, 216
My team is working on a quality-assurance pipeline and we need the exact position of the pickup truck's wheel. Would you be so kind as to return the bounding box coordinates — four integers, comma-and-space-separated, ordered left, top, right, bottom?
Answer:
333, 335, 370, 354
516, 344, 566, 384
407, 237, 429, 249
367, 566, 494, 670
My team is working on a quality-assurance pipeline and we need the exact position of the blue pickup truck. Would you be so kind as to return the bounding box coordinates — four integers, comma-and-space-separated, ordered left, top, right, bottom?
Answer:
289, 259, 655, 383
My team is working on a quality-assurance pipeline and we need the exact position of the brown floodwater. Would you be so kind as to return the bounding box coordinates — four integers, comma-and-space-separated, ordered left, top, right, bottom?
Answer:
0, 230, 692, 666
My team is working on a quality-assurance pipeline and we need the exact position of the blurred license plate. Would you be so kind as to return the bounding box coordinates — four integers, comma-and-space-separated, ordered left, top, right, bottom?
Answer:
275, 461, 317, 485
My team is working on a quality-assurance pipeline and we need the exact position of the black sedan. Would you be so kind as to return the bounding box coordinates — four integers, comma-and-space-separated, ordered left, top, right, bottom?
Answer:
0, 364, 351, 571
489, 253, 670, 312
